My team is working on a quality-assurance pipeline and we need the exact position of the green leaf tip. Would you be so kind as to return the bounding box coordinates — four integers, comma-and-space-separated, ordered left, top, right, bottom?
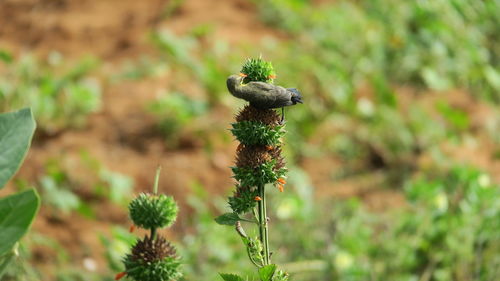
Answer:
258, 264, 277, 281
220, 273, 246, 281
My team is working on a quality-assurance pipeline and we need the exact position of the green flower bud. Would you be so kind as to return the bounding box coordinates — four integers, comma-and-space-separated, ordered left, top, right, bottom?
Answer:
129, 193, 178, 229
240, 57, 275, 84
231, 121, 285, 146
229, 186, 259, 215
232, 160, 287, 188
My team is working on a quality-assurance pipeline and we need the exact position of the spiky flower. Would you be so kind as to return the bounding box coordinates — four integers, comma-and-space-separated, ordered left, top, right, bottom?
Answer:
240, 57, 276, 84
229, 185, 259, 214
235, 105, 281, 125
231, 121, 285, 147
123, 235, 182, 281
129, 193, 178, 229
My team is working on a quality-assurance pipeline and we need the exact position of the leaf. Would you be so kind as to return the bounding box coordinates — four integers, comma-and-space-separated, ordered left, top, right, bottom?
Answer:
258, 264, 277, 281
0, 189, 40, 255
220, 273, 245, 281
215, 212, 241, 226
0, 250, 15, 278
0, 108, 36, 189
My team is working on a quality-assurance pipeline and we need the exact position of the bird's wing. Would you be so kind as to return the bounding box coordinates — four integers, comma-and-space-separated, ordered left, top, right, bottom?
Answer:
246, 82, 298, 108
245, 81, 276, 91
241, 82, 277, 107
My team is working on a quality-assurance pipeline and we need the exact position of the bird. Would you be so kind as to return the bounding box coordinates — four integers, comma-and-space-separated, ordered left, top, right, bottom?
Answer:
226, 74, 303, 121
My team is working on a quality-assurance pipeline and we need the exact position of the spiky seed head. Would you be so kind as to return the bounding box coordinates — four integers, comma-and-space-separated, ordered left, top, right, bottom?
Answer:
236, 145, 272, 168
229, 185, 259, 214
123, 235, 182, 281
240, 57, 275, 84
129, 193, 178, 229
131, 235, 177, 263
236, 105, 281, 126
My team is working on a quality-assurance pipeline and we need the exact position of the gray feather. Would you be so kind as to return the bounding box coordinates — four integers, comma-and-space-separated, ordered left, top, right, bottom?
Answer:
226, 75, 303, 109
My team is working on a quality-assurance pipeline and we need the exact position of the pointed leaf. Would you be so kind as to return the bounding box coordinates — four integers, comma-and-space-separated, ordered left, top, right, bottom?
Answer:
220, 273, 245, 281
0, 251, 15, 278
215, 212, 241, 226
0, 189, 40, 255
258, 264, 277, 281
0, 108, 36, 189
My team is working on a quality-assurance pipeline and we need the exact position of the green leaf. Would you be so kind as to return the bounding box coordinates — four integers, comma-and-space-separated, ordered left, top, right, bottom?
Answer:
258, 264, 277, 281
0, 108, 36, 189
0, 189, 40, 255
220, 273, 245, 281
215, 212, 241, 226
0, 250, 15, 278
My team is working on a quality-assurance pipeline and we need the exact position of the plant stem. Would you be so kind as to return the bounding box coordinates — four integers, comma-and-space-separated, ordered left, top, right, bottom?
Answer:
257, 184, 270, 265
153, 166, 161, 195
151, 166, 161, 240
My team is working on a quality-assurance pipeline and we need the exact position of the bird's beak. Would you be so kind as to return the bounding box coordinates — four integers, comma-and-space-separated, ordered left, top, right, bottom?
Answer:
239, 73, 248, 77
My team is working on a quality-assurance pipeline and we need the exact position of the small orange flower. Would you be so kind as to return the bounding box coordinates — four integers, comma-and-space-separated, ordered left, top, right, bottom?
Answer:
239, 73, 248, 77
277, 178, 286, 185
265, 145, 273, 151
277, 184, 284, 192
268, 74, 276, 79
254, 196, 262, 201
129, 225, 136, 233
115, 272, 126, 280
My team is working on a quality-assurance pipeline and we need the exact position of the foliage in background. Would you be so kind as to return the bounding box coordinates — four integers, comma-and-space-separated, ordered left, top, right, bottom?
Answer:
179, 165, 500, 281
252, 0, 500, 174
0, 108, 38, 279
148, 92, 208, 147
257, 0, 500, 100
0, 51, 101, 134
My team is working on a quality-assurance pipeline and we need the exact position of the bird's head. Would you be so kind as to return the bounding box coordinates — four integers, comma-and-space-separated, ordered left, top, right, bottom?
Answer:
227, 74, 245, 91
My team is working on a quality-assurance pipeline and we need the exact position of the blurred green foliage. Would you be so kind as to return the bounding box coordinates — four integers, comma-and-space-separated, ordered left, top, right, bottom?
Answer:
177, 166, 500, 281
148, 92, 208, 147
0, 51, 101, 134
257, 0, 500, 99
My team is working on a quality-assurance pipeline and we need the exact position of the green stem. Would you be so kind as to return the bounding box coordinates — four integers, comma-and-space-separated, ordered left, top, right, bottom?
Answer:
151, 227, 157, 240
151, 166, 161, 240
257, 184, 270, 265
153, 166, 161, 195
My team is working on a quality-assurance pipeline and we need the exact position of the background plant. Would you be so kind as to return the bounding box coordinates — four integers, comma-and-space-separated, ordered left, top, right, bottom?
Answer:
0, 51, 101, 134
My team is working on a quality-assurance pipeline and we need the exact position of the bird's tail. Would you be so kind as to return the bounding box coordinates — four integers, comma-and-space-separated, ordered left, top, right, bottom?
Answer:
288, 88, 303, 104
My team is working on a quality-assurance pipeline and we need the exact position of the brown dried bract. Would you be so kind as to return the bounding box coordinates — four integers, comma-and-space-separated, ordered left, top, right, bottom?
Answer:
131, 235, 176, 263
236, 105, 281, 126
268, 146, 286, 171
236, 145, 272, 168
